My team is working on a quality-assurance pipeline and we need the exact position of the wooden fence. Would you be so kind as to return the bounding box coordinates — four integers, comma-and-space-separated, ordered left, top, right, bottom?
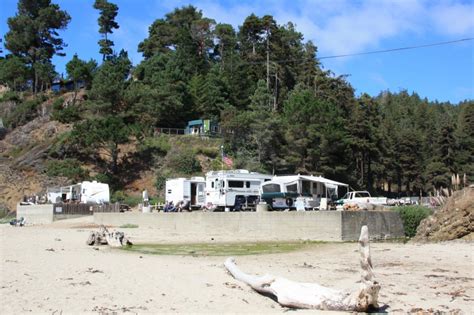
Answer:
53, 203, 120, 215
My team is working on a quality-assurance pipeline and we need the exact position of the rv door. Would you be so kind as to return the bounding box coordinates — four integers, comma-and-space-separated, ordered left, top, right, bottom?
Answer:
197, 183, 205, 204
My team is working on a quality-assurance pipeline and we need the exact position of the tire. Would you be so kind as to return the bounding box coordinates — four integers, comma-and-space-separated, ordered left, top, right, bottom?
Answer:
285, 198, 293, 207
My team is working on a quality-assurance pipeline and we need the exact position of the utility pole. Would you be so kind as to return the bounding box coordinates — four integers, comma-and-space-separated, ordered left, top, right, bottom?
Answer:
273, 71, 278, 111
266, 33, 270, 91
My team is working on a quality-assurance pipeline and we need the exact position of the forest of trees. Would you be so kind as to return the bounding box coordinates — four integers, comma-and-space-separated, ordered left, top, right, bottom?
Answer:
0, 0, 473, 196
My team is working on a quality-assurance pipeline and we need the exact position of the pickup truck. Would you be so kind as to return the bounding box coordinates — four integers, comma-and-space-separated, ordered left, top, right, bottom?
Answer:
337, 191, 387, 206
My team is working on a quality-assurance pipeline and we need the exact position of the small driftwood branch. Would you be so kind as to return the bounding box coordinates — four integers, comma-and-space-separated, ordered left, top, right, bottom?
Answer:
224, 225, 380, 311
86, 225, 133, 247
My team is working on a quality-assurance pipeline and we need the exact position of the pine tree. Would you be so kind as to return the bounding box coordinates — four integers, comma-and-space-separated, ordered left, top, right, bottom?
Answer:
93, 0, 119, 60
4, 0, 70, 93
66, 54, 97, 101
0, 55, 29, 90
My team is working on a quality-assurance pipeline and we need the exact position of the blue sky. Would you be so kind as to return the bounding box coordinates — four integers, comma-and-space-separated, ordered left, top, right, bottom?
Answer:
1, 0, 473, 103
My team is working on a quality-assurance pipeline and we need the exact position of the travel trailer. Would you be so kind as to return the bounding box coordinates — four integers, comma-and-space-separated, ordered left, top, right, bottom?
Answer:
260, 175, 349, 210
47, 181, 110, 204
165, 177, 206, 208
205, 170, 273, 210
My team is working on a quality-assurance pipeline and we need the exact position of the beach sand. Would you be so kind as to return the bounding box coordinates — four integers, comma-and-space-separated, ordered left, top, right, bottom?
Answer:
1, 217, 473, 314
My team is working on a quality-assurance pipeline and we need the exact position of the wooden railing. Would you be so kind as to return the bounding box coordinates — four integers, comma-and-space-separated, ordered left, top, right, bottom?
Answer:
53, 203, 121, 215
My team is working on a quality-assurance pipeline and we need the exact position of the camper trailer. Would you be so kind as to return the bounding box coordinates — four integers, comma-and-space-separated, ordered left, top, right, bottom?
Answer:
47, 181, 110, 204
165, 177, 206, 208
260, 175, 349, 210
205, 170, 272, 210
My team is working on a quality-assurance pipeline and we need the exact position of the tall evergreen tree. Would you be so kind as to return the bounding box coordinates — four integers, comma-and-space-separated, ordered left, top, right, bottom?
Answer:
455, 101, 474, 183
4, 0, 70, 93
93, 0, 119, 60
350, 94, 383, 191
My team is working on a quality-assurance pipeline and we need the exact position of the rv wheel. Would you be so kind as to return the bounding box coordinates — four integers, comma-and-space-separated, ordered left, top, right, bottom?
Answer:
285, 198, 293, 207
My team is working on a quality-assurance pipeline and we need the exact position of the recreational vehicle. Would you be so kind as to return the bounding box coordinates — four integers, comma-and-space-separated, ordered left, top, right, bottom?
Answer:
47, 181, 110, 204
260, 175, 349, 210
165, 177, 206, 208
205, 170, 272, 210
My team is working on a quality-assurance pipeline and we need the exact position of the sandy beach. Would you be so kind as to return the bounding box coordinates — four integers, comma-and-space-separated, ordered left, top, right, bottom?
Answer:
1, 218, 473, 314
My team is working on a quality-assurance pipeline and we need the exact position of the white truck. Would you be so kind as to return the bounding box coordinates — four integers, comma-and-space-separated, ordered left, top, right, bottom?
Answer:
165, 177, 206, 208
205, 169, 273, 211
337, 191, 387, 206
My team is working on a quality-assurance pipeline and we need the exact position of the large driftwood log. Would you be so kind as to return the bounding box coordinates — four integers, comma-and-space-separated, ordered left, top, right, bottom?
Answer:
86, 225, 133, 247
224, 225, 380, 311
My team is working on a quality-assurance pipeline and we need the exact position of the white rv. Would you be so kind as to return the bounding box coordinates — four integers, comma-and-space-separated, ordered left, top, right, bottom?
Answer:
205, 170, 272, 210
47, 181, 110, 204
165, 177, 206, 208
260, 175, 349, 210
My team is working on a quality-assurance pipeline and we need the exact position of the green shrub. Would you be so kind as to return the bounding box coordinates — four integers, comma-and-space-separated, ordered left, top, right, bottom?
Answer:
119, 223, 139, 228
0, 91, 21, 102
94, 173, 112, 184
394, 205, 432, 237
194, 146, 219, 158
46, 159, 89, 182
155, 173, 168, 192
4, 99, 41, 128
111, 191, 142, 207
166, 150, 202, 175
139, 136, 171, 154
50, 97, 82, 123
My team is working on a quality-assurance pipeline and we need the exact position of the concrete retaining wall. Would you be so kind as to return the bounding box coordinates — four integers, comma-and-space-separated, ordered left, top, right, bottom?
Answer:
94, 211, 404, 242
341, 211, 405, 241
16, 204, 93, 224
16, 204, 54, 224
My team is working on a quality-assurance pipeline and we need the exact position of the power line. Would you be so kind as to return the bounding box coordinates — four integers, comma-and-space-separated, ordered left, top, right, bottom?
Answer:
319, 37, 474, 60
242, 37, 474, 65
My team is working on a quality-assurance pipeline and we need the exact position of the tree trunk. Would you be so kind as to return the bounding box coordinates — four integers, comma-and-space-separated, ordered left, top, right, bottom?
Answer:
224, 226, 380, 311
110, 144, 119, 174
367, 156, 372, 191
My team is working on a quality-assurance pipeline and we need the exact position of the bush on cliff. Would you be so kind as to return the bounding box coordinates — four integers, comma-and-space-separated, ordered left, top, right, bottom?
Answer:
394, 205, 432, 237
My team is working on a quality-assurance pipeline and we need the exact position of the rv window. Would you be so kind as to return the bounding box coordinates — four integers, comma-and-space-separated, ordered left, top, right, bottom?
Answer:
262, 184, 280, 193
264, 179, 270, 182
355, 192, 370, 198
211, 182, 214, 188
228, 180, 244, 188
82, 189, 85, 193
286, 183, 298, 193
302, 181, 311, 195
246, 182, 250, 188
167, 189, 172, 194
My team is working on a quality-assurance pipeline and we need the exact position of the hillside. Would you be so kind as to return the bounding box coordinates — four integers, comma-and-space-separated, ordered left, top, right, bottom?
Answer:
0, 92, 223, 213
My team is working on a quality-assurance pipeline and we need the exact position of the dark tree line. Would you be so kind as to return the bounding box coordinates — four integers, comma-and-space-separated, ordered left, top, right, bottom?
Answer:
1, 1, 472, 194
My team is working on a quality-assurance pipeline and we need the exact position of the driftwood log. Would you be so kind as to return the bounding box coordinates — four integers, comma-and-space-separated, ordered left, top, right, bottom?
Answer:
224, 225, 380, 311
86, 225, 133, 247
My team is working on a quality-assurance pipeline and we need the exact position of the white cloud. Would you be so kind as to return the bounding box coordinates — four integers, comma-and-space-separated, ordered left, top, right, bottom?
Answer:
430, 2, 474, 36
274, 0, 426, 56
